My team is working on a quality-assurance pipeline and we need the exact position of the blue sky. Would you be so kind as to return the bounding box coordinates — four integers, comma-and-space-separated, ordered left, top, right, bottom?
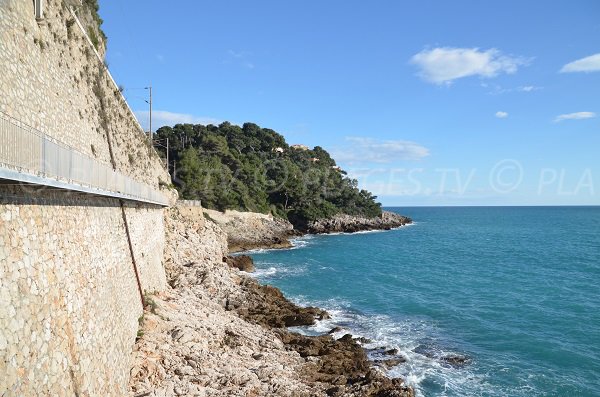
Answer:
100, 0, 600, 206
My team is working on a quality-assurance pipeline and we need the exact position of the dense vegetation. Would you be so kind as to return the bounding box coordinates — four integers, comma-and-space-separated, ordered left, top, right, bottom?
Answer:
154, 122, 382, 226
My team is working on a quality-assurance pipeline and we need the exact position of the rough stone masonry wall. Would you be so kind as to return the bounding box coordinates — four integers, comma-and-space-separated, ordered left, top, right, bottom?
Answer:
0, 191, 166, 396
0, 0, 172, 395
0, 0, 172, 189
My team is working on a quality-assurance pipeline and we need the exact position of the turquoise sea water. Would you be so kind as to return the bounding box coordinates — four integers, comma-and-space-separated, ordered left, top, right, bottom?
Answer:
249, 207, 600, 397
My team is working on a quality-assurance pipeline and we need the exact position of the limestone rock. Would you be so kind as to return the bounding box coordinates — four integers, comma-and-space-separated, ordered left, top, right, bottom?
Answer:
223, 255, 255, 272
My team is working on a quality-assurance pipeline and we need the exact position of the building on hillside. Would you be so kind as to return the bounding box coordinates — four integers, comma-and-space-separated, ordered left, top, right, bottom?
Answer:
291, 144, 309, 151
272, 147, 284, 153
309, 157, 320, 163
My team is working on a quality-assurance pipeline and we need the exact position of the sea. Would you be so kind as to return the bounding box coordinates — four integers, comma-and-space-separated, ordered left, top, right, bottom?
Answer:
246, 206, 600, 397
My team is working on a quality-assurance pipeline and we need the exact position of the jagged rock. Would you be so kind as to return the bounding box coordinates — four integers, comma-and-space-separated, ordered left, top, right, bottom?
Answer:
232, 279, 329, 328
375, 358, 406, 369
224, 255, 255, 272
440, 354, 470, 367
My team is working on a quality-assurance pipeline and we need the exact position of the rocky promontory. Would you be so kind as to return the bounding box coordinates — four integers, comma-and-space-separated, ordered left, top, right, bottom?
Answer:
203, 208, 297, 252
203, 208, 412, 253
305, 211, 412, 234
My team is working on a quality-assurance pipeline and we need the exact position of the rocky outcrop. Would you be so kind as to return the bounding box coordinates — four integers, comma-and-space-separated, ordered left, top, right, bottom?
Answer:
129, 207, 414, 397
229, 278, 329, 328
202, 208, 297, 252
223, 255, 256, 272
200, 208, 412, 252
306, 211, 412, 234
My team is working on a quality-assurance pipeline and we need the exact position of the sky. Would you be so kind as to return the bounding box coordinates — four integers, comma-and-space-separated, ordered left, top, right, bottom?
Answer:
99, 0, 600, 206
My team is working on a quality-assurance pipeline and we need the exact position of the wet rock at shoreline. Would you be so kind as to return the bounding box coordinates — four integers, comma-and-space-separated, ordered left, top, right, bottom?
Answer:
235, 280, 414, 396
440, 354, 471, 367
223, 254, 255, 272
231, 277, 330, 328
375, 357, 407, 369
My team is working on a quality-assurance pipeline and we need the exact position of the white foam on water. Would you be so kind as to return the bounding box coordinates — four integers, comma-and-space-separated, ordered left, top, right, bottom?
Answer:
284, 298, 523, 397
288, 235, 313, 249
234, 235, 315, 255
249, 262, 307, 280
249, 266, 279, 277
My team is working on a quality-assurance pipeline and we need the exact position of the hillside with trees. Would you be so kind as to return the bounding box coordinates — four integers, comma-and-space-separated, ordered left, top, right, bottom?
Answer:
154, 122, 381, 227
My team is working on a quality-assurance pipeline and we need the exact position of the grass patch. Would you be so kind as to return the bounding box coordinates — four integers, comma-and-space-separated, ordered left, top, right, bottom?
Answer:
143, 292, 158, 314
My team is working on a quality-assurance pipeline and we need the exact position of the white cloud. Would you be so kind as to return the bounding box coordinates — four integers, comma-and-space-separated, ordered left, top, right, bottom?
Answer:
135, 110, 224, 130
495, 111, 508, 118
226, 50, 255, 69
554, 112, 596, 122
332, 137, 430, 164
518, 85, 539, 92
486, 84, 542, 95
560, 53, 600, 73
410, 47, 529, 85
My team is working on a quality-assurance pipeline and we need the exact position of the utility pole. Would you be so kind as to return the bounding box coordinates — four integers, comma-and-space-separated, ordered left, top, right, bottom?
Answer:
145, 85, 152, 142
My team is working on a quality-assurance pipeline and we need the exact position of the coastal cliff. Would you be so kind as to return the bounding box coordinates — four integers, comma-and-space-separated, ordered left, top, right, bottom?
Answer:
129, 208, 414, 397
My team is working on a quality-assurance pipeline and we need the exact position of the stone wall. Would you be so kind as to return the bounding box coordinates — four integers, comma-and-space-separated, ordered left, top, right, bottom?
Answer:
123, 203, 167, 293
0, 0, 174, 395
0, 190, 166, 396
0, 0, 172, 190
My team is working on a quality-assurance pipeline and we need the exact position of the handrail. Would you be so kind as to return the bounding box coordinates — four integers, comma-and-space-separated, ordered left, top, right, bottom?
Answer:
0, 111, 169, 206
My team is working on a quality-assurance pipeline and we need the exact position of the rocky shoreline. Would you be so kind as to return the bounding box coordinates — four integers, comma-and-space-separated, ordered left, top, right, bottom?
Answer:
203, 208, 412, 253
129, 208, 414, 396
305, 211, 412, 235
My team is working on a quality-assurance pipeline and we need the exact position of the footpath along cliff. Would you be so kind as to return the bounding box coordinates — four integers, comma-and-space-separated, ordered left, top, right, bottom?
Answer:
129, 207, 414, 397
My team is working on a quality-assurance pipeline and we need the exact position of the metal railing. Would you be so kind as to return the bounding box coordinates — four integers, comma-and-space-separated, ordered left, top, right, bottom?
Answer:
0, 111, 169, 205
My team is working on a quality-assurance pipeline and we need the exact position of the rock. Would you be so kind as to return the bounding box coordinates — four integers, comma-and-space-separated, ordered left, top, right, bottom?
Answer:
224, 255, 255, 272
328, 326, 344, 334
232, 278, 329, 328
203, 208, 296, 252
440, 354, 470, 367
305, 211, 412, 234
376, 357, 406, 369
128, 206, 414, 397
282, 312, 317, 327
